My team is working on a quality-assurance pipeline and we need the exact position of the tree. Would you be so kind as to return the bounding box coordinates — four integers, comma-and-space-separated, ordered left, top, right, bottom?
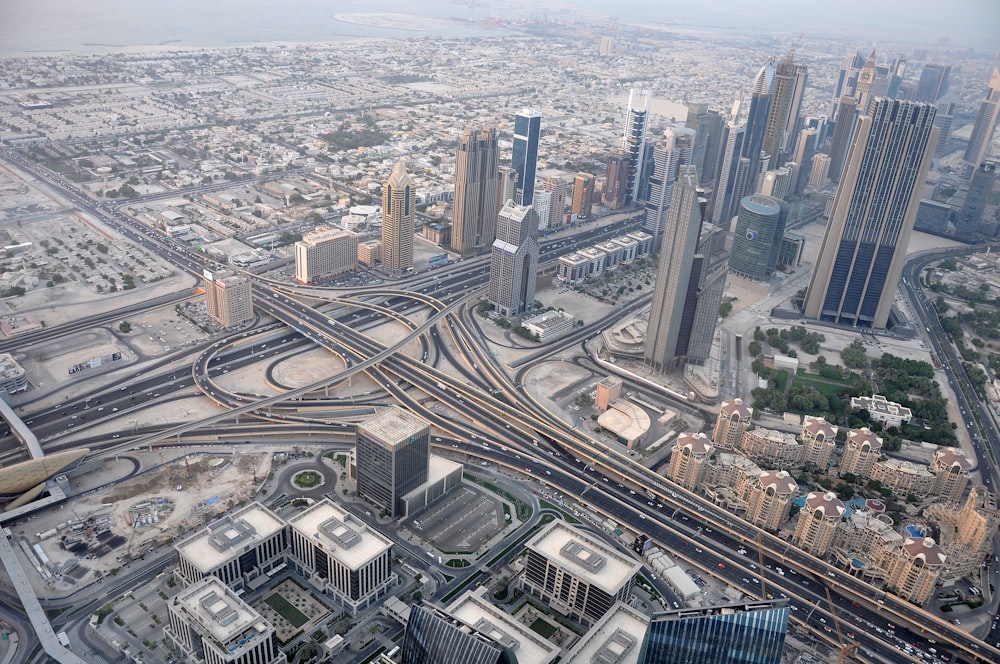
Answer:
119, 321, 132, 333
841, 339, 868, 369
719, 301, 733, 317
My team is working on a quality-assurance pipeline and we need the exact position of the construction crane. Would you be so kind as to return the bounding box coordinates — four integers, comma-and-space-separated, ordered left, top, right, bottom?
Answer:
755, 532, 768, 599
824, 586, 859, 664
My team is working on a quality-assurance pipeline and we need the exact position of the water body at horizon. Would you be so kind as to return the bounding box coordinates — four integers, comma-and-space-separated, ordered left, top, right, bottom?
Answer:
0, 0, 506, 57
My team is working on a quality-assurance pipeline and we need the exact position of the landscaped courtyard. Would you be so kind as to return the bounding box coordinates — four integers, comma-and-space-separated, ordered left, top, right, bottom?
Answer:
252, 578, 330, 643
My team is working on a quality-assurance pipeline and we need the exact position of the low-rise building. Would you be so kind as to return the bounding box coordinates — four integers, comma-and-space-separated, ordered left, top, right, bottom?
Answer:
561, 601, 648, 664
0, 353, 28, 396
870, 458, 935, 499
522, 310, 575, 341
737, 427, 802, 469
850, 394, 912, 428
294, 226, 358, 284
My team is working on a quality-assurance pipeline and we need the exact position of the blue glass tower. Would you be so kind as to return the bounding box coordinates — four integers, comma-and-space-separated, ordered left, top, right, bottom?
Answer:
512, 108, 541, 206
638, 601, 790, 664
804, 98, 937, 329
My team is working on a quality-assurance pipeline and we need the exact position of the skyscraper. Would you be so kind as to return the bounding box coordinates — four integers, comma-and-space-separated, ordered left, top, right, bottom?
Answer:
622, 88, 652, 204
643, 128, 694, 243
450, 127, 499, 256
203, 269, 254, 328
762, 53, 807, 170
488, 201, 539, 317
710, 116, 745, 225
603, 149, 630, 209
804, 99, 937, 329
853, 50, 879, 114
729, 195, 788, 281
964, 65, 1000, 170
511, 108, 541, 206
686, 102, 725, 184
827, 95, 859, 183
638, 601, 790, 664
645, 166, 702, 370
791, 127, 818, 194
742, 59, 775, 190
571, 172, 595, 217
541, 176, 568, 228
355, 406, 430, 518
497, 165, 518, 210
830, 50, 866, 118
401, 604, 515, 664
956, 159, 999, 238
914, 63, 951, 103
382, 159, 415, 274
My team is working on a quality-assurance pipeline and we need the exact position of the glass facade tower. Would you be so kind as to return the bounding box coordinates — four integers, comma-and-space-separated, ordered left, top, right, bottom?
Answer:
512, 108, 541, 206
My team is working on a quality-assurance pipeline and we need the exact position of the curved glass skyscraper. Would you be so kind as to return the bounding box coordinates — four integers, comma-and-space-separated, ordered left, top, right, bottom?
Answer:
729, 194, 788, 281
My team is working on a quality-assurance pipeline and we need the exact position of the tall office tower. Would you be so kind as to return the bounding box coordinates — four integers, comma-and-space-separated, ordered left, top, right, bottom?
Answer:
686, 102, 725, 184
542, 176, 568, 228
294, 227, 358, 284
762, 53, 808, 169
166, 577, 285, 664
511, 108, 541, 205
710, 116, 745, 224
830, 50, 866, 118
729, 195, 788, 281
804, 99, 937, 328
450, 127, 499, 256
854, 49, 879, 114
382, 159, 415, 274
622, 88, 652, 204
963, 65, 1000, 170
571, 172, 595, 217
642, 128, 694, 243
886, 57, 907, 99
355, 406, 430, 518
791, 127, 818, 193
603, 149, 630, 209
644, 166, 702, 370
741, 60, 775, 196
933, 100, 956, 157
532, 188, 552, 232
759, 168, 793, 201
915, 63, 951, 103
827, 96, 859, 183
809, 153, 831, 188
497, 165, 518, 210
488, 201, 540, 317
956, 159, 999, 238
638, 601, 790, 664
400, 603, 515, 664
203, 269, 254, 328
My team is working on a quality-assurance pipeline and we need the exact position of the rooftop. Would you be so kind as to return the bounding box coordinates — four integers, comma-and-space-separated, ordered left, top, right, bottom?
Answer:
676, 432, 713, 456
447, 590, 560, 664
804, 491, 846, 519
526, 521, 640, 595
289, 499, 391, 569
175, 577, 272, 647
358, 406, 429, 449
902, 537, 947, 566
176, 503, 284, 573
562, 601, 649, 664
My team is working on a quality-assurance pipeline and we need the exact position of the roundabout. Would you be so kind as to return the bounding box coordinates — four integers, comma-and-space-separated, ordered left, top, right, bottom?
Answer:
291, 469, 325, 489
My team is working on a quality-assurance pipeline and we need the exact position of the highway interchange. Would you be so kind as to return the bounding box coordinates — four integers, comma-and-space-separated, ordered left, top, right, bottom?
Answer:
2, 150, 1000, 663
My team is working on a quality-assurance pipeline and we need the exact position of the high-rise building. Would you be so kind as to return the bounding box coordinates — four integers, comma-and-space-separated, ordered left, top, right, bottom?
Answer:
638, 601, 790, 664
957, 159, 999, 238
451, 127, 499, 256
933, 100, 956, 157
497, 165, 518, 210
713, 398, 753, 447
791, 127, 818, 193
746, 470, 797, 531
729, 195, 788, 281
571, 172, 595, 218
742, 60, 775, 192
382, 159, 415, 274
854, 49, 879, 114
830, 50, 866, 118
793, 492, 846, 556
686, 102, 725, 184
512, 108, 541, 206
603, 149, 630, 209
667, 432, 714, 491
204, 269, 254, 328
839, 428, 883, 478
642, 128, 694, 241
710, 116, 745, 225
955, 486, 1000, 555
884, 537, 947, 605
622, 88, 652, 204
809, 153, 831, 188
488, 201, 539, 317
294, 227, 358, 284
644, 166, 702, 370
914, 63, 951, 103
827, 96, 858, 183
800, 416, 837, 470
759, 168, 793, 201
541, 176, 568, 229
532, 188, 552, 232
355, 406, 430, 518
166, 577, 286, 664
762, 53, 808, 169
520, 521, 641, 627
964, 65, 1000, 170
804, 99, 937, 329
400, 603, 515, 664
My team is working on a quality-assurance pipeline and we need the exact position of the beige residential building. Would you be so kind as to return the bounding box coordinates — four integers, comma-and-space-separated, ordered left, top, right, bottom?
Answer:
839, 427, 882, 478
793, 492, 845, 556
382, 159, 415, 274
800, 416, 837, 470
927, 486, 1000, 578
737, 427, 802, 469
930, 448, 972, 503
712, 398, 753, 448
358, 239, 382, 266
203, 268, 254, 328
667, 433, 714, 491
294, 226, 358, 284
595, 376, 623, 411
884, 537, 947, 605
832, 510, 902, 583
870, 458, 935, 499
745, 470, 798, 532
